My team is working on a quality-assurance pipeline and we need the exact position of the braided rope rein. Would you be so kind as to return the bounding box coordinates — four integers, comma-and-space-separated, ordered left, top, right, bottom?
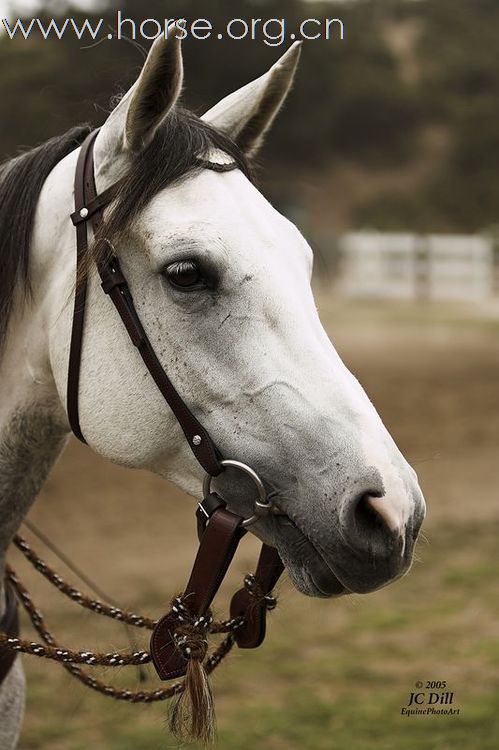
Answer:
1, 535, 276, 706
11, 535, 238, 634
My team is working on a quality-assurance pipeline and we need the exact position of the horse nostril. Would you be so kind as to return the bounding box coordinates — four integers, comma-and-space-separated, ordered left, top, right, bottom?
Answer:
348, 493, 402, 556
354, 493, 387, 533
363, 494, 404, 535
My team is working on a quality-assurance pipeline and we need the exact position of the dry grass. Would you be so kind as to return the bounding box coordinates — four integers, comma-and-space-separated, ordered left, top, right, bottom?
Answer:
14, 296, 499, 750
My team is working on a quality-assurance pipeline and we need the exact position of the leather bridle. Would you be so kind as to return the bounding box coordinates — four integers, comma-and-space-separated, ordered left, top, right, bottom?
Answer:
0, 128, 286, 699
68, 128, 222, 475
66, 129, 284, 681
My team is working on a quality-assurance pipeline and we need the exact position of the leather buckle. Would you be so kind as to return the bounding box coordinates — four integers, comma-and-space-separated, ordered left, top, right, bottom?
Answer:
196, 492, 226, 531
100, 258, 127, 295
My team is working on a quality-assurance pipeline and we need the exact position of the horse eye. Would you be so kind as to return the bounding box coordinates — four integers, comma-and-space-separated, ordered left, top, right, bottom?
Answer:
164, 260, 204, 290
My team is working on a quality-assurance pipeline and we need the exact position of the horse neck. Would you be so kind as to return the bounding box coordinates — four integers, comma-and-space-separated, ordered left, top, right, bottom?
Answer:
0, 148, 80, 624
0, 295, 68, 582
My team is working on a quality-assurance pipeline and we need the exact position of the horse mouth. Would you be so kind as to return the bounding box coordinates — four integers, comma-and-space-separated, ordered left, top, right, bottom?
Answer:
269, 513, 348, 598
268, 505, 414, 597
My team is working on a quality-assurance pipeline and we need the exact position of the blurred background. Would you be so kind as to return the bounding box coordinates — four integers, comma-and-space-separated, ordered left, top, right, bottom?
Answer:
1, 1, 499, 748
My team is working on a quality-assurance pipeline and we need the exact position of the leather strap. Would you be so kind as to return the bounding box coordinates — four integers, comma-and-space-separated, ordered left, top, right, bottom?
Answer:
68, 129, 223, 476
151, 492, 284, 680
67, 129, 99, 443
70, 183, 121, 226
150, 507, 244, 679
230, 543, 284, 649
0, 582, 19, 686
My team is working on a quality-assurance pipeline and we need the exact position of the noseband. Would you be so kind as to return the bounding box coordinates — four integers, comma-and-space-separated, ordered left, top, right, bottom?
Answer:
68, 128, 286, 687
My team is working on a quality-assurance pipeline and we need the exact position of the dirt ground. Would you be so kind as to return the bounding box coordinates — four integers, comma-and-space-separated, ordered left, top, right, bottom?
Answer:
14, 296, 499, 750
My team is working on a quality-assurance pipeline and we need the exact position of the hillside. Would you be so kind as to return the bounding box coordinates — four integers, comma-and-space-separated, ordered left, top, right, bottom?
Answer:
1, 0, 498, 235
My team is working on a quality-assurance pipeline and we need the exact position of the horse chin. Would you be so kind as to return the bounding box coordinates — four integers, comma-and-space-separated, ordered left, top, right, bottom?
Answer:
291, 561, 348, 598
269, 516, 348, 598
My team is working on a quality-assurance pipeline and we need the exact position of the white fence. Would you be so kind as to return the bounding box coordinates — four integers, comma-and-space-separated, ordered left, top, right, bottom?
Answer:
338, 232, 494, 300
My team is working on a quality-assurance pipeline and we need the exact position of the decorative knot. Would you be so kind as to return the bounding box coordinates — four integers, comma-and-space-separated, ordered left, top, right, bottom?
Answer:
170, 595, 213, 662
243, 574, 277, 611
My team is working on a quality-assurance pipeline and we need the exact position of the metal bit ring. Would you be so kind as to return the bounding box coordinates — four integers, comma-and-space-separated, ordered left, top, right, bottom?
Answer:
203, 459, 272, 528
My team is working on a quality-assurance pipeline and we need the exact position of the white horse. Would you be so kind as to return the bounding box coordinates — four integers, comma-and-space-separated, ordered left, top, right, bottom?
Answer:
0, 35, 425, 748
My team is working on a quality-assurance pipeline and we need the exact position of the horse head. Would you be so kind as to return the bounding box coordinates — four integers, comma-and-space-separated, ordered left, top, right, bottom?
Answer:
41, 32, 425, 597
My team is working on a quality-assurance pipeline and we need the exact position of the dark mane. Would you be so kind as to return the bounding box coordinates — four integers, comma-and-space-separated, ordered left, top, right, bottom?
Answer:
0, 125, 92, 353
0, 110, 252, 355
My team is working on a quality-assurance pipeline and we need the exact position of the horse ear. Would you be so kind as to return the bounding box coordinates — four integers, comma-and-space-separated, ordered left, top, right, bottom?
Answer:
97, 29, 183, 163
202, 42, 301, 157
124, 30, 183, 152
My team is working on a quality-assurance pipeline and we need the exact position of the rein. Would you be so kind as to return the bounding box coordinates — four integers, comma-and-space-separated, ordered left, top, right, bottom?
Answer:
3, 526, 278, 696
1, 492, 283, 742
0, 129, 286, 743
